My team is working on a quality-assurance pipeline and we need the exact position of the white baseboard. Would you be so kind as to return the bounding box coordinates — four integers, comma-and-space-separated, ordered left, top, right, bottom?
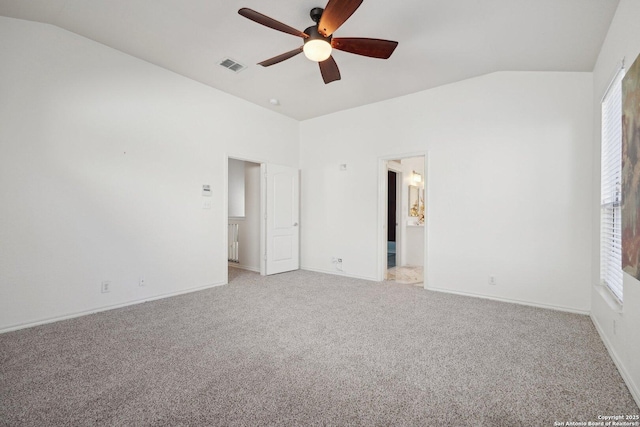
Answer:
426, 286, 590, 315
0, 281, 226, 334
591, 314, 640, 409
300, 266, 378, 282
228, 263, 260, 273
299, 269, 591, 318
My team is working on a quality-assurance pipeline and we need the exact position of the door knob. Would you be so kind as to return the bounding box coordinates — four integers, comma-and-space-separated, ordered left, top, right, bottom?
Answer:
293, 222, 299, 226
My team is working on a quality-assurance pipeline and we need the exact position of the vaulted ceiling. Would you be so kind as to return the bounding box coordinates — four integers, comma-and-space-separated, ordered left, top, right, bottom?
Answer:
0, 0, 619, 120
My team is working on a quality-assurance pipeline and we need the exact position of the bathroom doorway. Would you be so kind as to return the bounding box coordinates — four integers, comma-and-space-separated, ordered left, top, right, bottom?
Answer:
380, 155, 426, 286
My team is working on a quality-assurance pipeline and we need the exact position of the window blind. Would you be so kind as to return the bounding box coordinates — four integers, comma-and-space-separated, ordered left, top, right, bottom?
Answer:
600, 67, 625, 302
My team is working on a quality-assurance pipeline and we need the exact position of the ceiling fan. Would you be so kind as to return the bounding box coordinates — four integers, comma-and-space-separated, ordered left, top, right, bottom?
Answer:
238, 0, 398, 84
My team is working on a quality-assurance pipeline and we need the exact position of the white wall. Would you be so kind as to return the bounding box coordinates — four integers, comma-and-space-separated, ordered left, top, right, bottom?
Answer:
590, 0, 640, 406
300, 71, 593, 313
0, 18, 298, 331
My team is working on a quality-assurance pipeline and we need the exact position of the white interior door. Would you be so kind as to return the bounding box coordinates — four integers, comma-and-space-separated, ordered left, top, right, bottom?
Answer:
263, 163, 300, 275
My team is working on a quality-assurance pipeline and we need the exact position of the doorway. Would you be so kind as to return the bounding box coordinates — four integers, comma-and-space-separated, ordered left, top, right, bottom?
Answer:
226, 157, 300, 281
379, 155, 427, 286
227, 158, 261, 273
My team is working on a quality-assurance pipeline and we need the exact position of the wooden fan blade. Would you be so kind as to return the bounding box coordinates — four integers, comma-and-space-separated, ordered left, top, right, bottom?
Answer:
319, 56, 341, 84
238, 8, 308, 38
332, 37, 398, 59
318, 0, 363, 37
258, 47, 304, 67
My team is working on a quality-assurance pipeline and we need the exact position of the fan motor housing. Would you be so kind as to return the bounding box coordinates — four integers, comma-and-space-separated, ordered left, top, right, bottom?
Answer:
304, 25, 332, 44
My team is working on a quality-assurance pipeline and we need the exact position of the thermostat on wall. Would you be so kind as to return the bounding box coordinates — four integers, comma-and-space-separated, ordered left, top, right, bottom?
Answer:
202, 185, 212, 197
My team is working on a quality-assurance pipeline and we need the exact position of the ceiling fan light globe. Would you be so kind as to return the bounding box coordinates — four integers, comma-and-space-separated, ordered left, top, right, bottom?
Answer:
303, 39, 332, 62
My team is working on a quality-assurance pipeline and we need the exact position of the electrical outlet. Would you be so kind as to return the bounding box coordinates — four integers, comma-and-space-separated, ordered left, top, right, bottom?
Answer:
139, 277, 146, 287
489, 276, 497, 286
101, 281, 111, 293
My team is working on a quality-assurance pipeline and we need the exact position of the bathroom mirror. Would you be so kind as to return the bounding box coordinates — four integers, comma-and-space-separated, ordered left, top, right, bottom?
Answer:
409, 185, 420, 217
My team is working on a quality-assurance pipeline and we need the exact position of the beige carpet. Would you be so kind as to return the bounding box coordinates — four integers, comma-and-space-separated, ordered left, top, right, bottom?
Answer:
1, 269, 637, 426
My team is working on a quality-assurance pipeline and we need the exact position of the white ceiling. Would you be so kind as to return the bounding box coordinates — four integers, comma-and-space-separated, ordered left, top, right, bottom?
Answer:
0, 0, 619, 121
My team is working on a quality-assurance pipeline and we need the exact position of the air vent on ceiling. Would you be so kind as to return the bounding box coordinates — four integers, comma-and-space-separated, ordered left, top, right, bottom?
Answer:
219, 58, 246, 73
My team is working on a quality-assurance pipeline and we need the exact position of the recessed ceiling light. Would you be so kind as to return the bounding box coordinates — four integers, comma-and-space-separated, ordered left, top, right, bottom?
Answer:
269, 98, 280, 106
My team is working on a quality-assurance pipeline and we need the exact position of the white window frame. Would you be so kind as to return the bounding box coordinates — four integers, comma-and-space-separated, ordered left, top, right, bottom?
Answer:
600, 65, 625, 302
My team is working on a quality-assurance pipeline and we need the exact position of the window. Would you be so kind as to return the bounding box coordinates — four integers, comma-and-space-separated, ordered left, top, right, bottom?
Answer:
600, 66, 625, 302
